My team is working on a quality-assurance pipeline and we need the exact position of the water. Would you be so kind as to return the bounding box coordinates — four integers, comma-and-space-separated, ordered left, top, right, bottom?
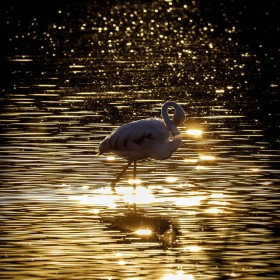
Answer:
1, 1, 279, 279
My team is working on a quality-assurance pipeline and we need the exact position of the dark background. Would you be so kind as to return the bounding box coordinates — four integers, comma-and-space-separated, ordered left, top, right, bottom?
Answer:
1, 0, 279, 151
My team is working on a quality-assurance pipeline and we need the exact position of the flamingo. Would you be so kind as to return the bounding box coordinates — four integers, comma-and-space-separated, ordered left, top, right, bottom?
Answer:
98, 101, 185, 189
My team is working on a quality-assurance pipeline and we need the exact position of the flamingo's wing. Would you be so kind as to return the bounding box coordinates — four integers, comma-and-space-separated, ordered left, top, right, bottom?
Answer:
99, 118, 168, 154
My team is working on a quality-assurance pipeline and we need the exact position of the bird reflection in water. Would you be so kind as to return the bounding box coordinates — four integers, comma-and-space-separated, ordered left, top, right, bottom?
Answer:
69, 185, 228, 249
102, 211, 179, 248
98, 101, 186, 189
69, 185, 179, 248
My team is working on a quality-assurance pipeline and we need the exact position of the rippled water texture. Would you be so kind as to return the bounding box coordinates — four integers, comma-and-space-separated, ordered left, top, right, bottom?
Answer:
1, 1, 279, 279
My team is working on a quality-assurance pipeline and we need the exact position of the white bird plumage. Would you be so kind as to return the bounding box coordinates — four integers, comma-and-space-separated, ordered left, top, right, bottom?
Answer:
98, 101, 185, 188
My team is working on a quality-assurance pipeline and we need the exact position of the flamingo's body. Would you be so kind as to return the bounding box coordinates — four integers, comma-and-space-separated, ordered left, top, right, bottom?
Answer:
98, 101, 185, 188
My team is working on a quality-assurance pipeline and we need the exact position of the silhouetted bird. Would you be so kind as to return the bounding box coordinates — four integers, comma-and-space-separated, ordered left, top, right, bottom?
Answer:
98, 101, 185, 188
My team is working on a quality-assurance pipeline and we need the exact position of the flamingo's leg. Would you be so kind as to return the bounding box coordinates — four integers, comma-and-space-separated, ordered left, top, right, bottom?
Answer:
110, 161, 132, 190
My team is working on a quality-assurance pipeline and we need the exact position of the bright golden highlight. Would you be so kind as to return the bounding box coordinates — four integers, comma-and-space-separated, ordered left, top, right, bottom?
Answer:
128, 178, 142, 185
165, 176, 178, 183
162, 271, 195, 280
106, 156, 116, 161
199, 155, 216, 161
186, 129, 203, 136
135, 229, 152, 236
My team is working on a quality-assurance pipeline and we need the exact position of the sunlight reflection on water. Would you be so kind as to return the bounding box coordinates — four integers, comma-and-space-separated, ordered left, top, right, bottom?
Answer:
1, 0, 279, 279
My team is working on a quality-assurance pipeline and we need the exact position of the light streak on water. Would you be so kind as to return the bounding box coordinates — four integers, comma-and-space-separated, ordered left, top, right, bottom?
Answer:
186, 129, 203, 137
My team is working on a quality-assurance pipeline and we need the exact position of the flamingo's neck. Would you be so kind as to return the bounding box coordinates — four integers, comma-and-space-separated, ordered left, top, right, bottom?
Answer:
161, 101, 185, 153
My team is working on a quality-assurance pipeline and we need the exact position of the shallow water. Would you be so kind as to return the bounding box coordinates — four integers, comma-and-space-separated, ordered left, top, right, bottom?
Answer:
1, 1, 279, 279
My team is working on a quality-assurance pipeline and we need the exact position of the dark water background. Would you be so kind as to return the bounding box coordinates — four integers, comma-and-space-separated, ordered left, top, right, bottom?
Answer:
1, 1, 279, 279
